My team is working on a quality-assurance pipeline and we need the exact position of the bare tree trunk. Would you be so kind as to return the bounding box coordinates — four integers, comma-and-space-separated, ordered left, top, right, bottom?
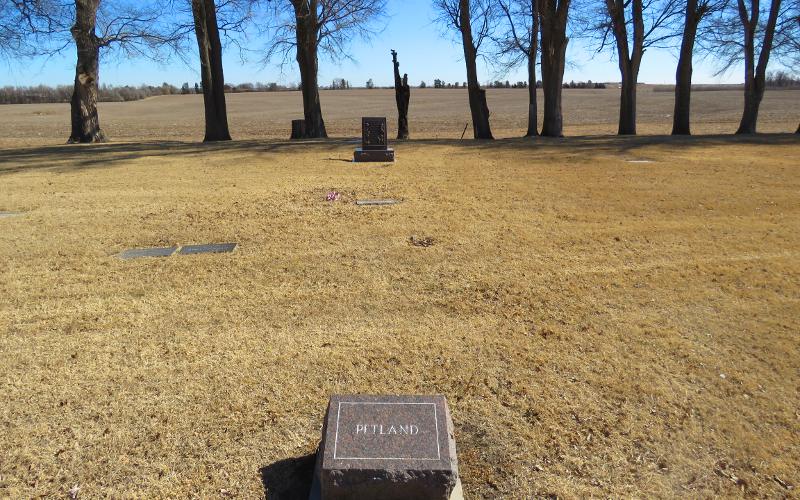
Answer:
618, 62, 638, 135
539, 0, 569, 137
293, 0, 326, 139
672, 0, 701, 135
607, 0, 643, 135
392, 49, 410, 140
68, 0, 105, 144
192, 0, 231, 142
459, 0, 493, 139
796, 122, 799, 133
736, 0, 782, 134
526, 1, 539, 137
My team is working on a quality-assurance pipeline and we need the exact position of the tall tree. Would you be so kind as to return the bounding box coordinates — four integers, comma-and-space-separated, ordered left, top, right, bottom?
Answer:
538, 0, 570, 137
266, 0, 387, 139
192, 0, 231, 141
704, 0, 785, 134
435, 0, 494, 139
581, 0, 680, 135
69, 0, 105, 143
19, 1, 179, 143
735, 0, 782, 134
672, 0, 724, 135
392, 49, 411, 140
495, 0, 540, 137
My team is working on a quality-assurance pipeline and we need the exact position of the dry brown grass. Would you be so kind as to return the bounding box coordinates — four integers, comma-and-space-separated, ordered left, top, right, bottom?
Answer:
0, 92, 799, 498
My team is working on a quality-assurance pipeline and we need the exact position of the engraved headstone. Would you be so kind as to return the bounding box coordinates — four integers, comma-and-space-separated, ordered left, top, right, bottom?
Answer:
310, 394, 462, 500
354, 117, 395, 162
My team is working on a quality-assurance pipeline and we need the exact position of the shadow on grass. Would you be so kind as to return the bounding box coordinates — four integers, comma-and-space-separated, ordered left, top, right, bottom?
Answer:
0, 133, 796, 177
260, 452, 316, 500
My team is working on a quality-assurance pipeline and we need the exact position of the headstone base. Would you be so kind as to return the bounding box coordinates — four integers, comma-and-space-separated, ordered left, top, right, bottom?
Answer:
354, 148, 395, 162
309, 473, 463, 500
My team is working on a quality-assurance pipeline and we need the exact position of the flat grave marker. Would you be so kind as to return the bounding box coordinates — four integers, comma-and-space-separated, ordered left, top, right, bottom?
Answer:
0, 211, 22, 218
118, 246, 179, 260
310, 394, 461, 500
178, 243, 238, 255
355, 199, 401, 206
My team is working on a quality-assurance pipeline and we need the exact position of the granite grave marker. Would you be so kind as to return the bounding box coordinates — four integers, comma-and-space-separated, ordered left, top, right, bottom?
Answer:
355, 199, 401, 206
178, 243, 238, 255
118, 246, 179, 260
310, 394, 461, 500
354, 117, 395, 163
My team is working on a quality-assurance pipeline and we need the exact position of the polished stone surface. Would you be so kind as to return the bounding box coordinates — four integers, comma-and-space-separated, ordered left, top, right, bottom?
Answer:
354, 148, 395, 162
178, 243, 238, 255
118, 246, 179, 260
361, 117, 389, 150
355, 199, 401, 206
311, 395, 459, 500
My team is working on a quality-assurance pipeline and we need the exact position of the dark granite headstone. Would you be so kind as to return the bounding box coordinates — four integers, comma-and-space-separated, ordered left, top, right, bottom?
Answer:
118, 246, 179, 260
178, 243, 238, 255
310, 395, 461, 500
354, 117, 395, 162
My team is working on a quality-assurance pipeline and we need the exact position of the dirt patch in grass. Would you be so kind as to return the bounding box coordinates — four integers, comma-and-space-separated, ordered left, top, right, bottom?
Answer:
0, 126, 799, 496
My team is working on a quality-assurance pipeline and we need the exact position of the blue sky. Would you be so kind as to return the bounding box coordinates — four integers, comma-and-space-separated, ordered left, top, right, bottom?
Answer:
2, 0, 746, 88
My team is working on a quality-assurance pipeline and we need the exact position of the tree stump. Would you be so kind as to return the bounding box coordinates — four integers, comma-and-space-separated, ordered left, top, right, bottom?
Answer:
392, 49, 410, 140
291, 119, 306, 139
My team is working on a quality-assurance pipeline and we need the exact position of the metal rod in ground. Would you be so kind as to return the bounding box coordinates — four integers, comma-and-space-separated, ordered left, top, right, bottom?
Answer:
460, 123, 469, 140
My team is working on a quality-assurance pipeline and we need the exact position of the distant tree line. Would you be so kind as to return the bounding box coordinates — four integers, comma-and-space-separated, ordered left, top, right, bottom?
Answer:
0, 81, 301, 105
0, 83, 182, 105
765, 70, 800, 88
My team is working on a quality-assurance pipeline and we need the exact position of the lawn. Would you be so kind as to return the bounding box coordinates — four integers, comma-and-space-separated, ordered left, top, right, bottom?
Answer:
1, 91, 799, 497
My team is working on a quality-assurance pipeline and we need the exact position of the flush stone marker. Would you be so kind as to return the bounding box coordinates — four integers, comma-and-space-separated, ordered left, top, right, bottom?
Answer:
310, 394, 461, 500
118, 246, 179, 260
178, 243, 238, 255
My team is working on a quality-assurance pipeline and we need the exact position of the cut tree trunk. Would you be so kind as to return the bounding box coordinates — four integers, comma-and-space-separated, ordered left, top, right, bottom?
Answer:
459, 0, 493, 139
392, 50, 410, 140
672, 0, 701, 135
736, 0, 782, 134
192, 0, 231, 142
539, 0, 569, 137
291, 119, 306, 139
293, 0, 326, 139
68, 0, 105, 144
